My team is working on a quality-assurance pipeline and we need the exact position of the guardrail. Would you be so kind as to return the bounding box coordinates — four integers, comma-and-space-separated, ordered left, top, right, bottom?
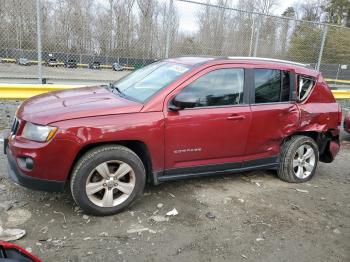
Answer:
325, 78, 350, 84
331, 90, 350, 99
0, 84, 85, 99
0, 84, 349, 100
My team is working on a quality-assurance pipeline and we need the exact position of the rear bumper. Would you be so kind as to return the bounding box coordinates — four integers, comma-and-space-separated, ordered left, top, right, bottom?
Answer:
329, 139, 340, 158
320, 129, 340, 163
6, 146, 65, 192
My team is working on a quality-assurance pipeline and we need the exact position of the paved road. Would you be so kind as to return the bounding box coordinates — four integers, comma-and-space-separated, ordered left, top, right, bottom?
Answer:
0, 63, 129, 84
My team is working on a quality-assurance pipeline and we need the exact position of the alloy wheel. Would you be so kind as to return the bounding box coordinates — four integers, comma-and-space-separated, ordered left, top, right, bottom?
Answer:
292, 144, 316, 179
85, 160, 136, 207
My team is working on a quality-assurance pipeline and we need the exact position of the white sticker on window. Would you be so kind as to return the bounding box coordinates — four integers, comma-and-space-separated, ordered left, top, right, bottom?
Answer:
170, 65, 189, 74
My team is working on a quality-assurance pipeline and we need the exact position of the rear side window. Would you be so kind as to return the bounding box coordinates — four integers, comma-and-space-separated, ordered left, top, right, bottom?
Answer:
254, 69, 291, 103
179, 68, 244, 107
298, 76, 315, 100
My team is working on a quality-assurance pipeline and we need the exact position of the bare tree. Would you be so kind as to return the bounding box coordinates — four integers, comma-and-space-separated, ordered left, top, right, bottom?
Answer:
254, 0, 279, 14
295, 0, 327, 22
196, 0, 231, 55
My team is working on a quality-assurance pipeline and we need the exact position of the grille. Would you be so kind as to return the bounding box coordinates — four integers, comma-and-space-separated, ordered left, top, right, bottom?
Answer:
11, 117, 20, 135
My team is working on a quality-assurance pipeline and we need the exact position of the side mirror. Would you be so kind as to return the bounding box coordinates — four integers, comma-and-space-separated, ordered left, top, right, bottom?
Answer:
169, 93, 197, 111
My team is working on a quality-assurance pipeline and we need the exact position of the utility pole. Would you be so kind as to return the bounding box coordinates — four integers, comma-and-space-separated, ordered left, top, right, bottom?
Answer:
165, 0, 173, 58
316, 24, 328, 71
36, 0, 43, 83
253, 14, 261, 57
249, 16, 255, 56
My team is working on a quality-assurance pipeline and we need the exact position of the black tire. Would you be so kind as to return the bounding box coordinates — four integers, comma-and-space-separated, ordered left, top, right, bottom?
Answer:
277, 135, 319, 183
70, 145, 146, 216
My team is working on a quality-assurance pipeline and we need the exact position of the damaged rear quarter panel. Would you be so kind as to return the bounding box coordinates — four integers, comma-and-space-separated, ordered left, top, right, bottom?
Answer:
297, 81, 340, 133
245, 79, 340, 161
298, 102, 339, 133
296, 81, 341, 161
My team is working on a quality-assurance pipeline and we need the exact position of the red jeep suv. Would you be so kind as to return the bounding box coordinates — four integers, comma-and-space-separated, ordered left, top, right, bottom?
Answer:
5, 57, 341, 215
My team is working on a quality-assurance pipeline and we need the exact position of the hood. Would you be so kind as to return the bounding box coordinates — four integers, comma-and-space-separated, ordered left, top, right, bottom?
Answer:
17, 86, 143, 125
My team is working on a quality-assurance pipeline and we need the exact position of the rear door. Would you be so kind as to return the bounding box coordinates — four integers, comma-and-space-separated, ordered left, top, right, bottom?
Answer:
163, 65, 252, 172
245, 68, 300, 162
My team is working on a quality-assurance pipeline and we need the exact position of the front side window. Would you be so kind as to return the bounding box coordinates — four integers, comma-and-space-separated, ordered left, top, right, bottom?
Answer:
177, 68, 244, 108
112, 62, 191, 102
254, 69, 291, 103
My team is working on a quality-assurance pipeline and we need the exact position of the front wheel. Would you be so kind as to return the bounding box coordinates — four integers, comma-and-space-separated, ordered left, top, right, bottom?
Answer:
278, 136, 319, 183
70, 145, 146, 216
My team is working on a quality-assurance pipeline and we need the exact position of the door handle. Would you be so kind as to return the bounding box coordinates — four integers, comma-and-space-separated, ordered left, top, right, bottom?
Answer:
227, 115, 246, 120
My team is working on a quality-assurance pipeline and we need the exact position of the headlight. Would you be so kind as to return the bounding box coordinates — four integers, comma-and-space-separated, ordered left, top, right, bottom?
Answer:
22, 122, 58, 142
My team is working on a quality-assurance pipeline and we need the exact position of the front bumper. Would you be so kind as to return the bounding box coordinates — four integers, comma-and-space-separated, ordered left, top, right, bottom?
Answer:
6, 146, 65, 192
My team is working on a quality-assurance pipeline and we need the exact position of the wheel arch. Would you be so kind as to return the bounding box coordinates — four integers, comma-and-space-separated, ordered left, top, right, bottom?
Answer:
282, 130, 337, 162
68, 140, 154, 184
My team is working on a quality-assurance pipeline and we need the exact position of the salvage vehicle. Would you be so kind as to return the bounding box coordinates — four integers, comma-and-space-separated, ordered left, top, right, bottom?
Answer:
4, 57, 341, 215
344, 111, 350, 133
17, 58, 30, 66
46, 58, 59, 67
64, 59, 77, 68
112, 62, 124, 71
89, 61, 101, 70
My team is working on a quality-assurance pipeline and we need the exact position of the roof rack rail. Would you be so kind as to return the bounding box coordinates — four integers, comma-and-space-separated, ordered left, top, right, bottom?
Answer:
227, 56, 309, 67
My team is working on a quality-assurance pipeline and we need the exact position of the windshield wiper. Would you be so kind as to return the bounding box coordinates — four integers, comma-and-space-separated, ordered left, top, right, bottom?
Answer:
108, 83, 141, 103
109, 83, 124, 96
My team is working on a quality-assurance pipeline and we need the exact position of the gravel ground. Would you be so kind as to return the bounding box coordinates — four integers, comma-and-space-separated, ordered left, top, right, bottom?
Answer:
0, 100, 349, 262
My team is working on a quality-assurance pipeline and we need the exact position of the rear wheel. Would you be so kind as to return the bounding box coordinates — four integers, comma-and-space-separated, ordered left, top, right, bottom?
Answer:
278, 136, 319, 183
70, 145, 146, 216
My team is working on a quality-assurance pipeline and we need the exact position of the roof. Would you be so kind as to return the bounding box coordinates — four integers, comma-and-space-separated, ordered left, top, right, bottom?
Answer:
226, 57, 308, 67
167, 56, 310, 67
166, 56, 318, 76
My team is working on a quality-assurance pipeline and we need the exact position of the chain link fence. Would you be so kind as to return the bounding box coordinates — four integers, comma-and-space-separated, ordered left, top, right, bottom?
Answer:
170, 6, 326, 64
0, 0, 349, 83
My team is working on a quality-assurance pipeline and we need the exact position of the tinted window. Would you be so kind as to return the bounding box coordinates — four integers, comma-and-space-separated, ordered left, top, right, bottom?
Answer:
178, 68, 244, 108
255, 69, 281, 103
254, 69, 291, 103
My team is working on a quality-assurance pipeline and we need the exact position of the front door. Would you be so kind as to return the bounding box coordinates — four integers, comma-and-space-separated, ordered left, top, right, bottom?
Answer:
164, 66, 252, 172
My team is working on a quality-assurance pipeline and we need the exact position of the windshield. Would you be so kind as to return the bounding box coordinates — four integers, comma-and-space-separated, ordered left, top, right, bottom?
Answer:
112, 62, 191, 102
